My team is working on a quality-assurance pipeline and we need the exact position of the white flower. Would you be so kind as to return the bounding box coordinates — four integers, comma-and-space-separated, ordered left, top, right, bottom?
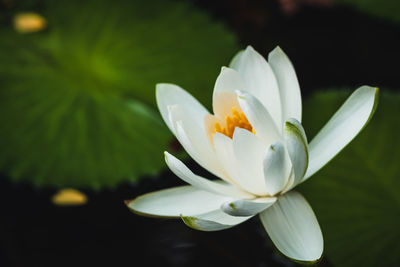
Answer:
126, 46, 378, 262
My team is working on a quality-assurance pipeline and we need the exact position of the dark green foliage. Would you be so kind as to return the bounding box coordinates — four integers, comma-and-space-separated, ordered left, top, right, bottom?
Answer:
299, 90, 400, 266
338, 0, 400, 23
0, 0, 238, 188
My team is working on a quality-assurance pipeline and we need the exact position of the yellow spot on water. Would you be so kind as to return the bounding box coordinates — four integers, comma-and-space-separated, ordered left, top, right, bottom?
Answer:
214, 107, 255, 138
52, 189, 88, 206
14, 12, 47, 33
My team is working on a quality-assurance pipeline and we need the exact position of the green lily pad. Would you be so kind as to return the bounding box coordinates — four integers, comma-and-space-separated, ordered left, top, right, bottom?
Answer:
299, 90, 400, 266
337, 0, 400, 23
0, 0, 238, 188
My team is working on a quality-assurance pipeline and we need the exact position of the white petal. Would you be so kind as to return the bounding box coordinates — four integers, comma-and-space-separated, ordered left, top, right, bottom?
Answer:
231, 46, 282, 129
284, 119, 308, 188
237, 90, 282, 146
212, 67, 246, 117
126, 185, 231, 218
233, 128, 269, 196
213, 133, 244, 186
268, 46, 302, 125
263, 142, 291, 196
221, 197, 276, 217
156, 83, 209, 134
164, 151, 252, 199
259, 191, 323, 262
181, 209, 252, 231
281, 171, 295, 194
169, 106, 224, 178
304, 86, 379, 181
229, 49, 244, 69
212, 91, 242, 120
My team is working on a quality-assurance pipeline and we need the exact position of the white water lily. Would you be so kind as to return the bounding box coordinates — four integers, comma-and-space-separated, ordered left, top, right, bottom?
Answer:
126, 46, 378, 262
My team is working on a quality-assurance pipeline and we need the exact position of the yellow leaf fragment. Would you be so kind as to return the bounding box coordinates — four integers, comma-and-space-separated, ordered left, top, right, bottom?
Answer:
13, 12, 47, 33
52, 188, 88, 206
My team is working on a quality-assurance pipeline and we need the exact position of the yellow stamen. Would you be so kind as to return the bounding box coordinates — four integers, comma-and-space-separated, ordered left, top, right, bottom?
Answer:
214, 107, 255, 138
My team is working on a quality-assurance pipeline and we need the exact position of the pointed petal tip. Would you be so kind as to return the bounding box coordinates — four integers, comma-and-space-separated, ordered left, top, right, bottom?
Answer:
284, 119, 300, 134
181, 210, 251, 231
220, 201, 246, 217
124, 196, 171, 218
181, 215, 200, 230
221, 198, 277, 217
245, 45, 255, 51
163, 151, 169, 162
269, 141, 282, 152
181, 215, 224, 232
366, 86, 380, 124
155, 83, 174, 93
270, 45, 284, 55
124, 199, 132, 206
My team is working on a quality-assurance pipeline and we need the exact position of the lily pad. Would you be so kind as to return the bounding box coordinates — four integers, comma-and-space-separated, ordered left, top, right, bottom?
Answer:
299, 90, 400, 266
0, 0, 238, 188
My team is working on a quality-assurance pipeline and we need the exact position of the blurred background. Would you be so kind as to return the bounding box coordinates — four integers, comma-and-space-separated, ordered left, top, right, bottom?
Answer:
0, 0, 400, 266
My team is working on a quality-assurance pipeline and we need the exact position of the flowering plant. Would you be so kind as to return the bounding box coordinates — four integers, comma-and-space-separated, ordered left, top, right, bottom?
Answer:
126, 46, 378, 262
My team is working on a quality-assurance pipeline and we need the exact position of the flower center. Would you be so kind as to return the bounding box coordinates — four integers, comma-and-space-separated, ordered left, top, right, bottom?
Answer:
214, 107, 255, 138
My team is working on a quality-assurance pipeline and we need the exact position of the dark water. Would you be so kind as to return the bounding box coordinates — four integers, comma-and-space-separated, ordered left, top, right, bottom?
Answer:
1, 0, 400, 266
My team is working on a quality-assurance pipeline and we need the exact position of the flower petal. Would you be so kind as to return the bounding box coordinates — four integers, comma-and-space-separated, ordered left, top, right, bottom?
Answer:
236, 90, 282, 146
230, 46, 282, 129
212, 91, 242, 120
213, 133, 244, 186
181, 209, 252, 231
221, 197, 276, 217
164, 151, 252, 199
259, 191, 323, 262
268, 46, 302, 124
284, 119, 308, 188
126, 185, 231, 218
156, 83, 209, 134
304, 86, 379, 181
263, 142, 291, 196
229, 49, 244, 69
212, 67, 246, 117
169, 106, 224, 178
233, 128, 268, 196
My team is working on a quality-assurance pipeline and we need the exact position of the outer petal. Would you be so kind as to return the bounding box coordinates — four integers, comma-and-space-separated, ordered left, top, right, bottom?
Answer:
164, 152, 252, 199
233, 128, 269, 196
304, 86, 379, 181
236, 91, 282, 146
221, 197, 276, 217
169, 106, 224, 178
181, 209, 252, 231
230, 46, 282, 129
126, 185, 231, 218
268, 46, 302, 125
284, 119, 308, 188
263, 142, 291, 196
229, 49, 244, 69
259, 191, 323, 262
156, 83, 209, 134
